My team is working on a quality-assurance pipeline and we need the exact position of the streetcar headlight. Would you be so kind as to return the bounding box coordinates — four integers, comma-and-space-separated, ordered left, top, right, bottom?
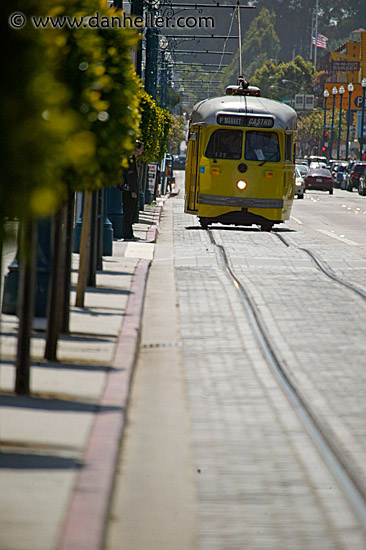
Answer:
236, 180, 247, 191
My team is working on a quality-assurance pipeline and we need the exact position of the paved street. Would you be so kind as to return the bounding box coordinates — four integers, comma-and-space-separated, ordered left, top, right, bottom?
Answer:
1, 176, 366, 549
106, 173, 366, 550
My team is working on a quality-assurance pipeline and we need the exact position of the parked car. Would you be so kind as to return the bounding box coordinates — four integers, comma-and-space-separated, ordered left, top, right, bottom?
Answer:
173, 154, 186, 170
304, 167, 334, 194
294, 167, 305, 199
358, 173, 366, 196
345, 162, 366, 191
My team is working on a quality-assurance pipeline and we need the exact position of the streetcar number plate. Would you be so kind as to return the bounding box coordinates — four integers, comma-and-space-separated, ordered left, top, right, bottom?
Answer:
217, 114, 274, 128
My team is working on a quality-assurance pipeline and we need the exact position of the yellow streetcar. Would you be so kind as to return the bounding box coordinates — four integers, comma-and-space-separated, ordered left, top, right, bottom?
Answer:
184, 79, 297, 231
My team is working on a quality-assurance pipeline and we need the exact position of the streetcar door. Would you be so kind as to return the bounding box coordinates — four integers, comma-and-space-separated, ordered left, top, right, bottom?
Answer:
186, 126, 201, 213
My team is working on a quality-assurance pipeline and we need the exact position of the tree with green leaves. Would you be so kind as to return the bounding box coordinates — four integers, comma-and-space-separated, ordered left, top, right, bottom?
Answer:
220, 8, 280, 92
168, 116, 186, 154
296, 109, 348, 157
139, 90, 172, 164
2, 0, 143, 388
251, 56, 315, 100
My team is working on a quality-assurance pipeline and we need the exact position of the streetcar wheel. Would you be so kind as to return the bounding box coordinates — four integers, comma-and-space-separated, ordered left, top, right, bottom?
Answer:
329, 189, 333, 195
260, 223, 273, 232
199, 217, 209, 229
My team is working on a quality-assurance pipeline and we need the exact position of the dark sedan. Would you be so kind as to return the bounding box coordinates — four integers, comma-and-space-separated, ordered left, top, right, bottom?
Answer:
304, 168, 334, 195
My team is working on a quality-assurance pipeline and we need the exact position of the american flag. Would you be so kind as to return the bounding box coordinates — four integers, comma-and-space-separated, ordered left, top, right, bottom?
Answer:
312, 33, 328, 49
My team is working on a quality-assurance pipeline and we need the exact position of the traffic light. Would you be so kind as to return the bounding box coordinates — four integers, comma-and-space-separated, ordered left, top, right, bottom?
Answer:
322, 131, 328, 153
321, 145, 327, 152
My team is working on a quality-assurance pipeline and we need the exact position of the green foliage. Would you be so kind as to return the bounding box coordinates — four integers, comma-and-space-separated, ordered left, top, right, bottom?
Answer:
168, 116, 186, 154
251, 56, 315, 100
41, 0, 141, 191
297, 108, 348, 156
2, 0, 71, 222
220, 9, 280, 91
1, 0, 141, 225
138, 90, 172, 163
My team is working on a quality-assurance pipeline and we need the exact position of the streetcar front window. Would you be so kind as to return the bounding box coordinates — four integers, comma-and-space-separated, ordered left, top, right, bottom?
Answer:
205, 129, 243, 160
244, 131, 280, 162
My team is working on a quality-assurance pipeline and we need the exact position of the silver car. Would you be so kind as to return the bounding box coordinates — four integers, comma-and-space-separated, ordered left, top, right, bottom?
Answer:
294, 167, 305, 199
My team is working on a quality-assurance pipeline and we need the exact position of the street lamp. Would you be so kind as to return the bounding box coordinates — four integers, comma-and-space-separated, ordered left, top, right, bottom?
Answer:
322, 89, 329, 156
345, 83, 354, 160
360, 78, 366, 161
329, 86, 338, 160
337, 85, 345, 160
282, 79, 303, 89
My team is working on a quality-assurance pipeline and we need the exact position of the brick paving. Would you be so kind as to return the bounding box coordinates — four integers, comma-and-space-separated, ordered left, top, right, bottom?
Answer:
171, 191, 366, 549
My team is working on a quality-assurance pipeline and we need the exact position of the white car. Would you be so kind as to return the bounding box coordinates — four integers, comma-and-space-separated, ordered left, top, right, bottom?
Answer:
294, 167, 305, 199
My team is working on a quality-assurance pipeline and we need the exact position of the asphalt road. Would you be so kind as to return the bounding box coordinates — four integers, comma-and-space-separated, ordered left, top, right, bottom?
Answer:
289, 187, 366, 253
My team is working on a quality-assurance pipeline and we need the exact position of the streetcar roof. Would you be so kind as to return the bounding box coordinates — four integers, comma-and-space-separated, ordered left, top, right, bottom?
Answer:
190, 95, 297, 130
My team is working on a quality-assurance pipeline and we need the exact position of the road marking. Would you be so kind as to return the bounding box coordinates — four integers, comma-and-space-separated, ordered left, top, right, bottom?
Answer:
290, 216, 303, 225
315, 229, 359, 246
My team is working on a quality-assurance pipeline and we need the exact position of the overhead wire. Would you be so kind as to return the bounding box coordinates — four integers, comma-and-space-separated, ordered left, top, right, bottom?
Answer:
208, 1, 240, 98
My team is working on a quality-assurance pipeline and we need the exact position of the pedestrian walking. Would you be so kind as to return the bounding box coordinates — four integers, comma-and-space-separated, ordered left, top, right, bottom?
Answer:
121, 141, 144, 240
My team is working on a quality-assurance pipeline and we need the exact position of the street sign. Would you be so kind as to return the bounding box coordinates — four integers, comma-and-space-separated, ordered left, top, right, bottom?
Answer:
305, 94, 314, 110
331, 60, 360, 72
354, 95, 365, 108
147, 163, 158, 192
294, 94, 304, 110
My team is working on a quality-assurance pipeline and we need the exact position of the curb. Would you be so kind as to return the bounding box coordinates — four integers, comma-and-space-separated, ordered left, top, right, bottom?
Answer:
59, 203, 164, 550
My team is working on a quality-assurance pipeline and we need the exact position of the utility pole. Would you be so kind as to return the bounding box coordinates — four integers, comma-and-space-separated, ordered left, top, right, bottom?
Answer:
314, 0, 319, 69
131, 0, 143, 77
145, 27, 159, 98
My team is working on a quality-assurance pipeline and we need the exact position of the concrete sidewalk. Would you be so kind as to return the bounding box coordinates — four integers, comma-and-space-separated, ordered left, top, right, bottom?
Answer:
0, 200, 165, 550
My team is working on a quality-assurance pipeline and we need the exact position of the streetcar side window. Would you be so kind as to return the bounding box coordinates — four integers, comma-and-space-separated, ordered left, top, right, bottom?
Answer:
244, 131, 280, 162
205, 129, 243, 160
285, 133, 293, 162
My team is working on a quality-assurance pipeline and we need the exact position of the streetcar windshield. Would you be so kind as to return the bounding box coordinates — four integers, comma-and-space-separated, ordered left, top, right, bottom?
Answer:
205, 129, 243, 160
244, 131, 280, 162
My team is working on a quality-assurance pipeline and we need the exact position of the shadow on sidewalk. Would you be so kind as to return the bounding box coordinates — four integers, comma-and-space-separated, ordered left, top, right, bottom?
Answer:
0, 451, 82, 470
0, 393, 124, 414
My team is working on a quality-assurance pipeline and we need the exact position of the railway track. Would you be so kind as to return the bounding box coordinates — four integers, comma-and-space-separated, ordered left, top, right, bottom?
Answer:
208, 227, 366, 531
273, 231, 366, 301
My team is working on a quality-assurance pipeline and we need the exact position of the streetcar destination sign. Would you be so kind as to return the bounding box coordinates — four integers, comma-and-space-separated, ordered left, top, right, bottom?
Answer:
217, 114, 274, 128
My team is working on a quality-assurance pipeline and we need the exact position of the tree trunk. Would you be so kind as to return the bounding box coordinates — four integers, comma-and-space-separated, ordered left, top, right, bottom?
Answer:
75, 191, 92, 308
61, 192, 75, 334
15, 218, 37, 394
45, 206, 64, 361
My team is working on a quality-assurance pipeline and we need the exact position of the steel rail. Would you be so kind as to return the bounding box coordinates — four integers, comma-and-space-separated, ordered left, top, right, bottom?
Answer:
273, 232, 366, 302
208, 227, 366, 529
